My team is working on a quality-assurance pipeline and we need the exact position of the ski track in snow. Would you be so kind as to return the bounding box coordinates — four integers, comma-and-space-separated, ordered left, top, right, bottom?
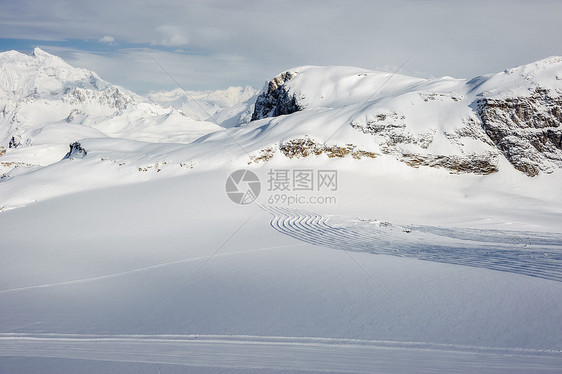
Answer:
1, 333, 561, 373
0, 244, 302, 294
262, 206, 562, 283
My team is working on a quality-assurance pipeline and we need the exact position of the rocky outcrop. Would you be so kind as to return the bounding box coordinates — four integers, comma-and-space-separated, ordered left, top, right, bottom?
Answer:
65, 109, 87, 123
63, 142, 87, 159
350, 112, 498, 174
248, 138, 378, 164
8, 135, 21, 149
279, 138, 377, 159
258, 137, 496, 174
251, 71, 303, 120
7, 131, 32, 149
477, 88, 562, 176
350, 111, 434, 150
401, 152, 498, 174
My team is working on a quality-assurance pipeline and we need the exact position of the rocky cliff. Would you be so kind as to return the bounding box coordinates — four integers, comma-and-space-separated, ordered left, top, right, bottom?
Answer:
477, 88, 562, 176
251, 71, 302, 120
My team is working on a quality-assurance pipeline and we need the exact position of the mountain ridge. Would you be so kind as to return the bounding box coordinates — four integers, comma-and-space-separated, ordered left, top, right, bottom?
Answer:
0, 48, 561, 211
251, 57, 562, 176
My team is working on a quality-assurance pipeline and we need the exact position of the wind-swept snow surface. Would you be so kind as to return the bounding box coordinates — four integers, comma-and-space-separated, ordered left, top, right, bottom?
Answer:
1, 171, 561, 373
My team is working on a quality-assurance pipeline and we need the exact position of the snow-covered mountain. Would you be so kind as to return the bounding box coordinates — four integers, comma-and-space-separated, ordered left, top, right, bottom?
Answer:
0, 49, 561, 211
148, 86, 258, 127
252, 59, 562, 176
0, 48, 221, 167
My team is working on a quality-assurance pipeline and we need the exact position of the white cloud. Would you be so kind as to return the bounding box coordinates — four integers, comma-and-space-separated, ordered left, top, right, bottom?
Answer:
98, 35, 114, 44
153, 25, 189, 47
37, 46, 261, 93
2, 0, 562, 90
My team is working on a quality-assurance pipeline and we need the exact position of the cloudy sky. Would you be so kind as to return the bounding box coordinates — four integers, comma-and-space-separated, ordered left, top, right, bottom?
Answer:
1, 0, 561, 93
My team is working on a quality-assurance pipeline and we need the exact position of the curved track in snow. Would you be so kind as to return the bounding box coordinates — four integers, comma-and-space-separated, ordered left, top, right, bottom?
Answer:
263, 206, 562, 282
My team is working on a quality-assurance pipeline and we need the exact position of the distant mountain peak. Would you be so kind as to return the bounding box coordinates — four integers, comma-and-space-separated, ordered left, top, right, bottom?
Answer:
0, 49, 221, 151
0, 48, 110, 100
148, 85, 259, 126
31, 47, 54, 58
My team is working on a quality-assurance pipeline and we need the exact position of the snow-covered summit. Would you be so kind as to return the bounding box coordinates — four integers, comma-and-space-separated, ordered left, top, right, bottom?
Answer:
253, 65, 426, 119
468, 56, 562, 98
251, 58, 562, 176
253, 57, 562, 121
0, 48, 109, 100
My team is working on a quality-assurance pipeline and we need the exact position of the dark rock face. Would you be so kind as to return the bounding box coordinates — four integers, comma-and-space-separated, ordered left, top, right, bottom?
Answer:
63, 142, 87, 159
8, 135, 21, 149
251, 71, 303, 121
477, 88, 562, 176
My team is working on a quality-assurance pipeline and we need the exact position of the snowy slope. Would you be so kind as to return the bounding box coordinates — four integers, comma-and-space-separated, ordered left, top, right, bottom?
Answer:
0, 170, 561, 373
